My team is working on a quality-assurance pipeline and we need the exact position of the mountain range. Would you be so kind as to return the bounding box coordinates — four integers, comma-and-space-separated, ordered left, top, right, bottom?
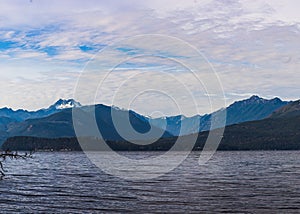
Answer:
200, 99, 300, 150
147, 95, 288, 135
3, 99, 300, 151
0, 95, 295, 148
2, 103, 172, 144
0, 99, 81, 121
0, 99, 81, 143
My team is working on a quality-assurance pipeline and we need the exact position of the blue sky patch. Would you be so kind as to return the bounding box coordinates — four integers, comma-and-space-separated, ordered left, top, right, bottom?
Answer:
116, 47, 140, 56
0, 40, 17, 51
43, 46, 59, 56
79, 44, 106, 53
79, 45, 94, 52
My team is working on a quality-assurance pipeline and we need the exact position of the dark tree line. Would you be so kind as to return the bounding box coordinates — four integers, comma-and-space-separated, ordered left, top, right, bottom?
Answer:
1, 114, 300, 152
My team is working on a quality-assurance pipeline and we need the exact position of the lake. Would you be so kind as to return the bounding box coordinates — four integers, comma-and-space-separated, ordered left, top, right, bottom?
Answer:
0, 151, 300, 213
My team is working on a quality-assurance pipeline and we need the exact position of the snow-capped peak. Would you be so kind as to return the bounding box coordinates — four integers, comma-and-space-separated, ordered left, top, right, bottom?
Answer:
52, 99, 81, 110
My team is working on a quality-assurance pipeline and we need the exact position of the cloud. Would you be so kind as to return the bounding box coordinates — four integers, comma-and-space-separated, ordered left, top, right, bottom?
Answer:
0, 0, 299, 115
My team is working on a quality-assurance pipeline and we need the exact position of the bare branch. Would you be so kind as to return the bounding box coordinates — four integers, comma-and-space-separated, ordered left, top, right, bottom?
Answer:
0, 150, 34, 179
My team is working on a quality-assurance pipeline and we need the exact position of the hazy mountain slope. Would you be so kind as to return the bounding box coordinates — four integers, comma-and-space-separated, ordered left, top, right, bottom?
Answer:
3, 112, 300, 151
0, 116, 17, 130
0, 96, 294, 147
2, 101, 300, 151
225, 96, 288, 124
149, 95, 289, 136
0, 99, 81, 122
4, 104, 172, 144
0, 99, 82, 141
193, 99, 300, 150
269, 100, 300, 118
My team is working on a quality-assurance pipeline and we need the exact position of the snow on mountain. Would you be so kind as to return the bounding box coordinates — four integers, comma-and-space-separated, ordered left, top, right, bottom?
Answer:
50, 99, 82, 110
0, 99, 82, 122
0, 96, 291, 139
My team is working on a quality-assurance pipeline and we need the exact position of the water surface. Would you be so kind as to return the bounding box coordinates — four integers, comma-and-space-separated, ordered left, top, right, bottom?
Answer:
0, 151, 300, 213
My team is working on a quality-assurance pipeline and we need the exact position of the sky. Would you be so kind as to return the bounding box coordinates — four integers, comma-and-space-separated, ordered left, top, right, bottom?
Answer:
0, 0, 299, 116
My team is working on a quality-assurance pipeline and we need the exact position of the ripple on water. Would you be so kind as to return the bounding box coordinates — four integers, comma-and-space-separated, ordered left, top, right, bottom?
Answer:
0, 151, 300, 213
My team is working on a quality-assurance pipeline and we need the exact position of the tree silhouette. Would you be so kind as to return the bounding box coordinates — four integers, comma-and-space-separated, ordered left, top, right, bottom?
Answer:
0, 150, 33, 179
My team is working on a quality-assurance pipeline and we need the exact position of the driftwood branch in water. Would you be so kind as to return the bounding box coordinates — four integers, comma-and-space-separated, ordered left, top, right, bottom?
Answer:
0, 150, 34, 179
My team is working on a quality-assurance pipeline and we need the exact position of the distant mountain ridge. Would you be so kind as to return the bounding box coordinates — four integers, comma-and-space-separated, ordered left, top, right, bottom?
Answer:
148, 95, 289, 136
4, 104, 172, 143
0, 95, 294, 146
0, 99, 81, 121
269, 100, 300, 118
0, 99, 82, 143
3, 99, 300, 151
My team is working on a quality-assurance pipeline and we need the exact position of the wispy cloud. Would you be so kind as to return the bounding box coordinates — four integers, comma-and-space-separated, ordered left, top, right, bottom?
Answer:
0, 0, 299, 115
